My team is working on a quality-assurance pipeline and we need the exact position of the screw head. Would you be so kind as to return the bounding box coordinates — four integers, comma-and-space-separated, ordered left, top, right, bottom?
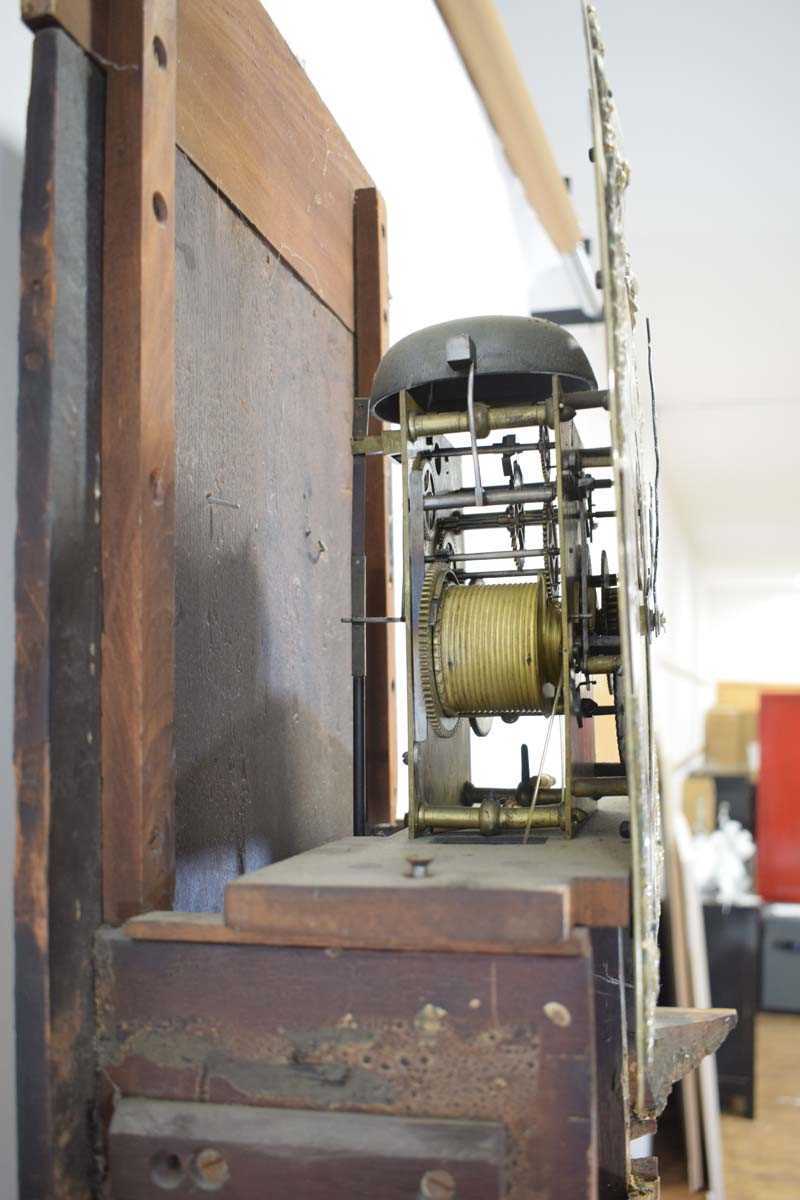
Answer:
405, 853, 433, 879
419, 1168, 456, 1200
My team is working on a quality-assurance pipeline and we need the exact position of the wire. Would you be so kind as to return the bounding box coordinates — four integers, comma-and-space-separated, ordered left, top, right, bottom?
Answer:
523, 671, 563, 846
645, 316, 661, 618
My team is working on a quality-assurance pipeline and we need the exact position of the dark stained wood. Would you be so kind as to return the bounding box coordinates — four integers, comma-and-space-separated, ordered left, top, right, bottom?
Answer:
22, 0, 374, 331
172, 151, 353, 911
223, 804, 630, 952
101, 0, 177, 923
591, 928, 630, 1198
14, 28, 104, 1198
96, 928, 597, 1200
354, 187, 396, 825
109, 1098, 505, 1199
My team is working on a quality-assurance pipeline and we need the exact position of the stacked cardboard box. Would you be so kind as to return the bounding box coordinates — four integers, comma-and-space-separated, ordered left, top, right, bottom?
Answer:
705, 705, 759, 774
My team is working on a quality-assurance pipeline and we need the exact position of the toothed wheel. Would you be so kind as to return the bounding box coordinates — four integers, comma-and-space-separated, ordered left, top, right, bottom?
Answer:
539, 425, 559, 599
418, 564, 461, 738
598, 550, 620, 638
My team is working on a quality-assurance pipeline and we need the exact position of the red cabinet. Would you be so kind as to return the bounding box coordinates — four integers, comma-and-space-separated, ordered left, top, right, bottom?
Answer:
758, 694, 800, 902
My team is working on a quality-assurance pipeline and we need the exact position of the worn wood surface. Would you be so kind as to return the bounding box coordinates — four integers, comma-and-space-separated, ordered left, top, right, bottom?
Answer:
354, 187, 396, 825
22, 0, 374, 330
591, 929, 630, 1198
14, 28, 104, 1198
21, 0, 109, 55
644, 1007, 737, 1116
224, 802, 631, 951
109, 1098, 505, 1199
124, 911, 288, 944
101, 0, 176, 923
97, 928, 597, 1200
173, 151, 353, 911
120, 912, 575, 960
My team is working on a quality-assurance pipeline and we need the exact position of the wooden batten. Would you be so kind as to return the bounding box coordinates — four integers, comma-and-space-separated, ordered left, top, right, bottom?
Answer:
101, 0, 177, 922
15, 27, 105, 1194
434, 0, 582, 254
354, 188, 396, 823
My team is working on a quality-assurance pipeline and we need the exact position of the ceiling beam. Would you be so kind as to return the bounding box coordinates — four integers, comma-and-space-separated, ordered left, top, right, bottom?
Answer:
435, 0, 582, 255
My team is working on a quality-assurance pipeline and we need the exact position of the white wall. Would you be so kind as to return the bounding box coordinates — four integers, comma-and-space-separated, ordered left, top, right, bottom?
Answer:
697, 572, 800, 688
264, 0, 559, 341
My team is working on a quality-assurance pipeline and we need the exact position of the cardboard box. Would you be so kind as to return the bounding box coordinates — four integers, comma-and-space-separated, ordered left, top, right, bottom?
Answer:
705, 705, 747, 771
683, 774, 717, 833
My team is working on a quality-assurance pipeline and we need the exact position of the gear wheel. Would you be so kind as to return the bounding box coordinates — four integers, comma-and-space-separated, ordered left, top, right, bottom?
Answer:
418, 564, 460, 738
598, 550, 620, 638
539, 425, 559, 599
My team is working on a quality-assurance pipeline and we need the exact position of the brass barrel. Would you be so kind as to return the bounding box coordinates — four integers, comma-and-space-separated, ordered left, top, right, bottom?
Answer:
432, 579, 561, 716
417, 801, 590, 835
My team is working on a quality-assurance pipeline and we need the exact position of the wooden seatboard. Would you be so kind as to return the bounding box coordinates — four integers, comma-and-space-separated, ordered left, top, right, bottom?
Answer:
97, 928, 597, 1200
222, 800, 631, 952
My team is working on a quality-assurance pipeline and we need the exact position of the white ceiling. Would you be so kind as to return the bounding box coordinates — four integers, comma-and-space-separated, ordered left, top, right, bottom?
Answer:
495, 0, 800, 575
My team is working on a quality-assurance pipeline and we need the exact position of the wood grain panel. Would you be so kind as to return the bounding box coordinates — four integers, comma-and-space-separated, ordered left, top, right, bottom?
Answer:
101, 0, 177, 923
177, 0, 369, 330
97, 929, 597, 1200
14, 28, 104, 1197
172, 152, 353, 911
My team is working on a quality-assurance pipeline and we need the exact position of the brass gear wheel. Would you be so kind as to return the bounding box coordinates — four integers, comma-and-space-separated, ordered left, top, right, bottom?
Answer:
418, 563, 461, 738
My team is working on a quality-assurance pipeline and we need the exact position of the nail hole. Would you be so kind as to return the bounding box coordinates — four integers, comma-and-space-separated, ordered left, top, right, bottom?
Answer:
152, 192, 168, 223
150, 1150, 184, 1190
153, 35, 168, 68
190, 1147, 230, 1191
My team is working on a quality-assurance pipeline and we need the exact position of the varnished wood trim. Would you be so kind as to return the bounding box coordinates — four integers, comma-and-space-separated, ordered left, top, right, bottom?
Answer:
434, 0, 582, 253
101, 0, 177, 922
125, 909, 590, 957
354, 188, 396, 824
21, 0, 108, 56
